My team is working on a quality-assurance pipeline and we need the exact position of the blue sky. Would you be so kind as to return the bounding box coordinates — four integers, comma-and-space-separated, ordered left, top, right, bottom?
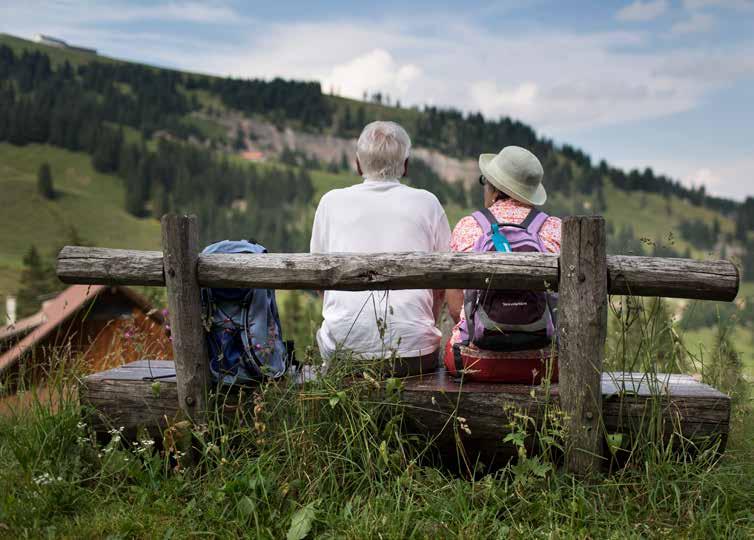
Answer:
2, 0, 753, 200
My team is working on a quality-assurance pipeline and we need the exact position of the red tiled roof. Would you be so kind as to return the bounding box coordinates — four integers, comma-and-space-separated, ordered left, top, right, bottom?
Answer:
0, 311, 46, 342
0, 285, 161, 375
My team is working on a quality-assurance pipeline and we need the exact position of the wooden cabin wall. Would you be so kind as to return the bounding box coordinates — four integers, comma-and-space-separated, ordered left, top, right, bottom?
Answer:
3, 289, 171, 390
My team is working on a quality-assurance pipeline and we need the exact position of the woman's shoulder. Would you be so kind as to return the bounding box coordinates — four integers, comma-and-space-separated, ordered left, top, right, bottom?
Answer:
453, 214, 479, 232
542, 213, 562, 234
450, 214, 483, 252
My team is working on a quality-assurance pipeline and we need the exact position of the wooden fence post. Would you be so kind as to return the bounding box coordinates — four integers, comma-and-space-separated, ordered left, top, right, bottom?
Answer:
161, 214, 210, 424
558, 216, 607, 475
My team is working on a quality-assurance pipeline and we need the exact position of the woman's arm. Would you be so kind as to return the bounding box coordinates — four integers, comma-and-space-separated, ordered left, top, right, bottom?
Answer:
446, 288, 464, 323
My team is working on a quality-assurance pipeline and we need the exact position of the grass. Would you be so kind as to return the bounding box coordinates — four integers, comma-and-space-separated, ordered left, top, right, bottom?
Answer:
182, 114, 229, 143
0, 314, 752, 538
682, 325, 754, 379
0, 143, 161, 296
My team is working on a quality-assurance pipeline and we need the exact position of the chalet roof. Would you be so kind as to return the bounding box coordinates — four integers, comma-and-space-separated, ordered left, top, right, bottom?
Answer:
0, 311, 46, 342
0, 285, 162, 375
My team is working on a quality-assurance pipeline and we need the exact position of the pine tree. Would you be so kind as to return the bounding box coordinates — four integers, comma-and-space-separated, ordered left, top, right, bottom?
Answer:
15, 245, 59, 317
37, 162, 54, 199
234, 126, 246, 151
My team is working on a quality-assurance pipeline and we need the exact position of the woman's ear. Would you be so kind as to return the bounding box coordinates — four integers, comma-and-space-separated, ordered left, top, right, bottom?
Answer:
403, 158, 409, 178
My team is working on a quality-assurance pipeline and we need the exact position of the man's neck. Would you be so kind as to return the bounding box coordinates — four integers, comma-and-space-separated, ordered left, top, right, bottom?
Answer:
363, 177, 400, 184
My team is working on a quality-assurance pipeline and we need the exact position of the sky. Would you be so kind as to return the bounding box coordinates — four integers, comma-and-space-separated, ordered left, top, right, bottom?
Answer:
2, 0, 754, 201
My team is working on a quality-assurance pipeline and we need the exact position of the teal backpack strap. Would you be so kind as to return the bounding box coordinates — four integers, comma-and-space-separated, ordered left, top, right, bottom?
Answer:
490, 223, 511, 253
477, 207, 512, 253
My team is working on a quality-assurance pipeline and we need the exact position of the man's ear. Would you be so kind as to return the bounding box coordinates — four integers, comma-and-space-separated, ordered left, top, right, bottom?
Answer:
356, 158, 363, 176
403, 158, 409, 178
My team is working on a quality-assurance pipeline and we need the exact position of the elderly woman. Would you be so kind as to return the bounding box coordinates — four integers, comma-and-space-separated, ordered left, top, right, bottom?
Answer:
445, 146, 561, 383
310, 121, 451, 376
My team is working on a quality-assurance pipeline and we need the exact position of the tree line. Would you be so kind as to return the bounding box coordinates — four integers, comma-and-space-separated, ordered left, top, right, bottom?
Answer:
0, 45, 317, 254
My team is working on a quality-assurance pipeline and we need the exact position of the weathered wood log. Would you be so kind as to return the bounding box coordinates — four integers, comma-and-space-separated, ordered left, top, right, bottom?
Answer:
558, 216, 608, 476
198, 251, 559, 291
56, 247, 740, 301
79, 362, 731, 464
57, 246, 164, 286
608, 255, 739, 301
161, 214, 210, 424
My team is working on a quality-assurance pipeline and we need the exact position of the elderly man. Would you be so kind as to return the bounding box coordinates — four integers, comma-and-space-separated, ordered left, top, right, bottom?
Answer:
310, 121, 451, 375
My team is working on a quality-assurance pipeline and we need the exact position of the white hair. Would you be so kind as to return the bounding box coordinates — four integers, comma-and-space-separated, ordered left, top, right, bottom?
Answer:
356, 121, 411, 180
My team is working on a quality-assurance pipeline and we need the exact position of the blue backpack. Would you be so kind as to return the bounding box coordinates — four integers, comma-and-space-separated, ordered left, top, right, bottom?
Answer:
200, 240, 289, 384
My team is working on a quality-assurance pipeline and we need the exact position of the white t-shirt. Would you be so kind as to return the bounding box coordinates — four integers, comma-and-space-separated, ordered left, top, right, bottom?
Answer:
310, 178, 451, 359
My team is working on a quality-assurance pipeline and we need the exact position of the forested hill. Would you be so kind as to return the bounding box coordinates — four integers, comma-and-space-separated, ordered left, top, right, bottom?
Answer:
1, 31, 754, 302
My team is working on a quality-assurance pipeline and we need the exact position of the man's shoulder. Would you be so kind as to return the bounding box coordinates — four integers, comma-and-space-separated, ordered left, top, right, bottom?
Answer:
398, 184, 445, 210
317, 186, 353, 207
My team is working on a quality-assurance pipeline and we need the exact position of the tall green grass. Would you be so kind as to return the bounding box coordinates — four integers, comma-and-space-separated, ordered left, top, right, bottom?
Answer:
0, 300, 752, 538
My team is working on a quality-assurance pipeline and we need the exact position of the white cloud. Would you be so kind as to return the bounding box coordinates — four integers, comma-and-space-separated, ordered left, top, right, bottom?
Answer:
470, 81, 539, 112
671, 12, 717, 34
616, 0, 669, 22
682, 0, 754, 11
322, 49, 421, 101
687, 167, 723, 188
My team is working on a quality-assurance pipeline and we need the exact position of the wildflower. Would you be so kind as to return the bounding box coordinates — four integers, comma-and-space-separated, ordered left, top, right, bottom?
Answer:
33, 473, 52, 485
76, 421, 87, 430
162, 308, 169, 317
456, 416, 472, 435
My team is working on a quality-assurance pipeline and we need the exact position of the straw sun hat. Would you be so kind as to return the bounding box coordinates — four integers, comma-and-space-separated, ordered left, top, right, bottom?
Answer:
478, 146, 547, 206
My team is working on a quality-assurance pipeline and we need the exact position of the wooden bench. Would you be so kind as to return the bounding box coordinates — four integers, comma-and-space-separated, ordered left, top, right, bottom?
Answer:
80, 360, 731, 466
58, 213, 739, 475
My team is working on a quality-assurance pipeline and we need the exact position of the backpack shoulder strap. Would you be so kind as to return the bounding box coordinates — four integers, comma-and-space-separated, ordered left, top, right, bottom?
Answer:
524, 209, 550, 235
473, 208, 513, 253
496, 209, 533, 231
471, 209, 496, 235
520, 209, 541, 229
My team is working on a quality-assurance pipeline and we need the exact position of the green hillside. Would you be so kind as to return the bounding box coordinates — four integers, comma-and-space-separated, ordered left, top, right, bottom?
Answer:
0, 143, 160, 296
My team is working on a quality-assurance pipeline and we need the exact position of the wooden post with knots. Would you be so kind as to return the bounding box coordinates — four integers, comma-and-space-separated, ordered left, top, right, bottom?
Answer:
558, 215, 608, 475
161, 214, 210, 424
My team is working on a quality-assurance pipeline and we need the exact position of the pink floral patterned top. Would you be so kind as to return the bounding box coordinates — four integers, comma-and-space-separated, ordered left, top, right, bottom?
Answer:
448, 198, 562, 353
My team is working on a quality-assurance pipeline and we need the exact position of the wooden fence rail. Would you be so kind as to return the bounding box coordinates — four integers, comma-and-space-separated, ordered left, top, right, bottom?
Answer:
55, 214, 740, 476
58, 248, 738, 300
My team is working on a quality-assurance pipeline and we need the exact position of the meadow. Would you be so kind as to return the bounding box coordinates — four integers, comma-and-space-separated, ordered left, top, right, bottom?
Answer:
0, 302, 752, 539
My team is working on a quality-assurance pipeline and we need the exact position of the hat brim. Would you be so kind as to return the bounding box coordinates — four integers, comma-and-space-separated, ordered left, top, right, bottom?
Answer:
479, 153, 547, 206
